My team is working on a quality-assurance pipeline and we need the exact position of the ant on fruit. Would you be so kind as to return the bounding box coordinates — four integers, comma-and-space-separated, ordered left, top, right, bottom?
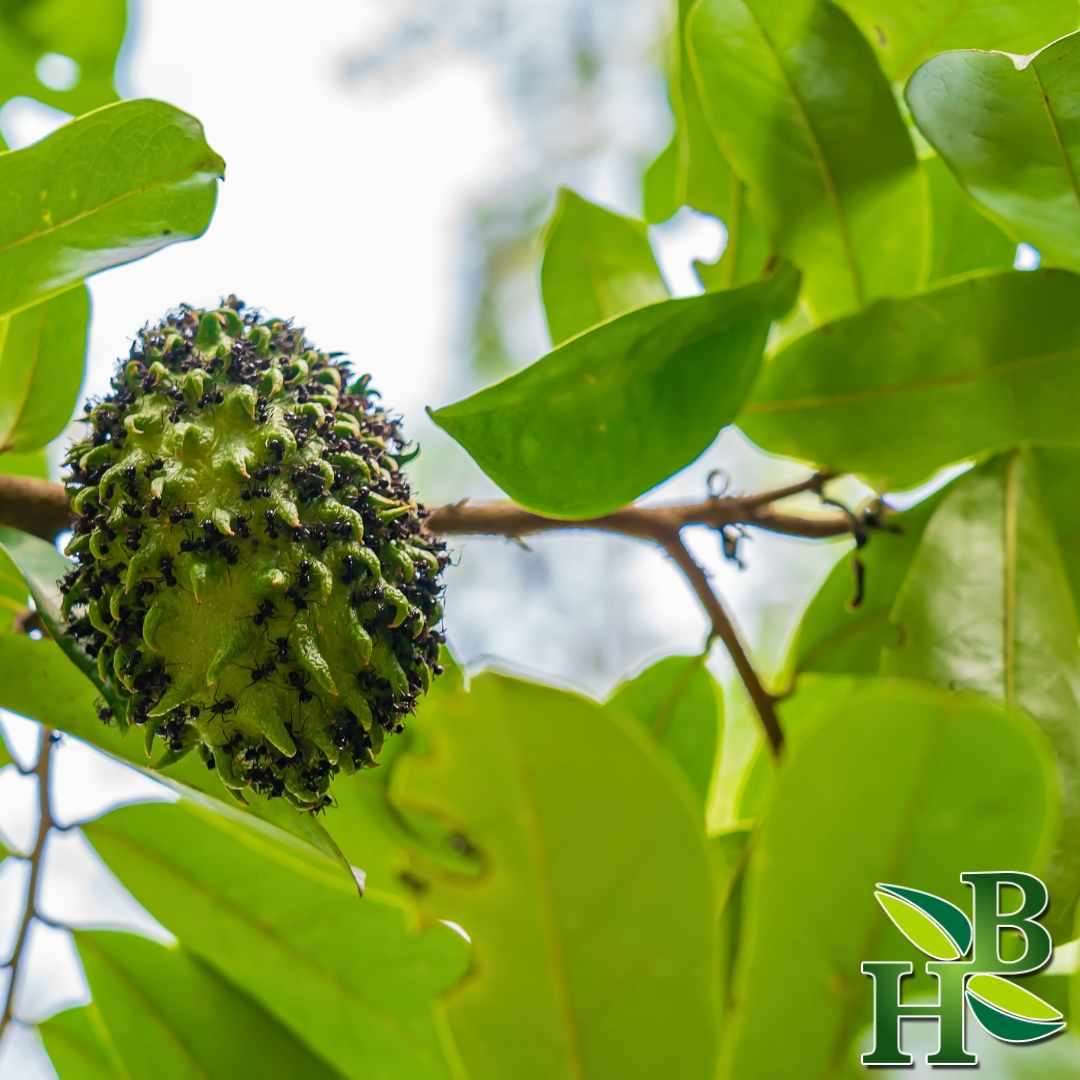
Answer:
245, 657, 276, 684
159, 556, 178, 588
208, 693, 237, 718
287, 669, 314, 703
253, 600, 276, 626
235, 514, 250, 539
274, 636, 290, 663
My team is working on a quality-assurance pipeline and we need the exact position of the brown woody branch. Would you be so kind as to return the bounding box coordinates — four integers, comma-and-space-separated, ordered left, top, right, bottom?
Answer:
0, 727, 56, 1040
0, 470, 868, 755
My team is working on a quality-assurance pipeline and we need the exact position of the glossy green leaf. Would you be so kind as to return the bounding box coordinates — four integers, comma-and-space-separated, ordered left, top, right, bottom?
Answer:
688, 0, 926, 322
644, 0, 771, 288
967, 992, 1066, 1043
1032, 446, 1080, 608
41, 932, 347, 1080
968, 973, 1062, 1022
907, 33, 1080, 270
391, 673, 717, 1080
540, 188, 668, 346
839, 0, 1079, 84
430, 263, 798, 518
82, 798, 467, 1080
0, 0, 126, 122
0, 285, 87, 454
722, 679, 1057, 1079
884, 451, 1080, 940
923, 154, 1016, 283
0, 99, 223, 318
740, 268, 1080, 490
790, 481, 959, 676
607, 653, 721, 807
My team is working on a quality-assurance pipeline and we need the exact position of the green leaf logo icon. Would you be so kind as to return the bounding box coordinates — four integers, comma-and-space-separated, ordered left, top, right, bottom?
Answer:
875, 883, 972, 960
967, 974, 1064, 1043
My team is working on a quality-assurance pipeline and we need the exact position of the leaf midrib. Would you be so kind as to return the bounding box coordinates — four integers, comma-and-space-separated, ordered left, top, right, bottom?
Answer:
740, 1, 865, 309
88, 822, 446, 1068
1029, 59, 1080, 226
743, 344, 1080, 415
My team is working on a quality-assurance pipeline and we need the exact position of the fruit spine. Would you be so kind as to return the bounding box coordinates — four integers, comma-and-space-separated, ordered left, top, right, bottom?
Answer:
60, 298, 447, 811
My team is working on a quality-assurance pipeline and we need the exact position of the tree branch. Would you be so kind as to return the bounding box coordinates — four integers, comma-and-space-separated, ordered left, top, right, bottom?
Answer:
0, 727, 56, 1040
661, 538, 784, 755
0, 475, 71, 542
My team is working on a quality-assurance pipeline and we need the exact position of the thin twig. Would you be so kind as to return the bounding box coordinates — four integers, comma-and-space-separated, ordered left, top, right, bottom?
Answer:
662, 538, 784, 755
0, 726, 55, 1040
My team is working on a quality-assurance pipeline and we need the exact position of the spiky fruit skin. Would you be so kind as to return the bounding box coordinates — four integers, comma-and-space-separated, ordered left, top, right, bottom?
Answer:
60, 299, 447, 811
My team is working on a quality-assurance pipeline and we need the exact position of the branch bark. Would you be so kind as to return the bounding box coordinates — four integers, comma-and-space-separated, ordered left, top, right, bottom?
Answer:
0, 726, 55, 1040
0, 475, 71, 542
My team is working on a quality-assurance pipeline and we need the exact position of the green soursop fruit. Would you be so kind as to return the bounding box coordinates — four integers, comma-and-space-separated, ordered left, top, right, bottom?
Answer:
59, 298, 447, 811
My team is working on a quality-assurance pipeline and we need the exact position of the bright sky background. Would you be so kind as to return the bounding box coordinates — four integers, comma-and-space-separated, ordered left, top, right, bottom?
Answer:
0, 2, 863, 1074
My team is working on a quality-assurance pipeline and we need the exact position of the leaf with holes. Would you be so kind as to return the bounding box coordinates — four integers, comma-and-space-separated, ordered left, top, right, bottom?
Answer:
687, 0, 926, 322
0, 98, 223, 318
908, 32, 1080, 270
0, 285, 87, 454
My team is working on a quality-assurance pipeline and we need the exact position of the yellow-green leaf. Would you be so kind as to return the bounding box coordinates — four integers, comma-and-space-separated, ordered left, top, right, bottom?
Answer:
874, 890, 961, 960
968, 973, 1063, 1022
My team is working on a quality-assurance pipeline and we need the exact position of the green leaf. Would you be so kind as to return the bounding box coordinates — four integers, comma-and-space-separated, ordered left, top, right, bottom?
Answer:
607, 653, 722, 807
0, 0, 126, 121
0, 98, 224, 318
430, 263, 798, 518
0, 529, 352, 873
839, 0, 1079, 85
391, 672, 717, 1080
0, 285, 87, 454
874, 885, 971, 959
739, 268, 1080, 490
40, 932, 348, 1080
721, 679, 1057, 1079
687, 0, 927, 322
0, 446, 48, 478
82, 800, 467, 1080
790, 480, 960, 676
644, 135, 680, 225
967, 991, 1066, 1044
540, 188, 668, 346
923, 154, 1016, 283
1031, 446, 1080, 609
968, 973, 1063, 1022
907, 33, 1080, 270
883, 450, 1080, 941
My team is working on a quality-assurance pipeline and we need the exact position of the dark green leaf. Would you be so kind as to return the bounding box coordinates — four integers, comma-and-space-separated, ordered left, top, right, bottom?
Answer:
0, 285, 87, 454
839, 0, 1079, 84
607, 653, 722, 807
923, 154, 1016, 283
0, 0, 126, 121
883, 450, 1080, 940
0, 99, 223, 317
540, 188, 668, 346
790, 480, 960, 676
82, 800, 467, 1080
0, 530, 352, 872
41, 932, 347, 1080
967, 990, 1065, 1043
430, 263, 798, 518
907, 33, 1080, 269
688, 0, 926, 322
391, 672, 717, 1080
739, 268, 1080, 490
722, 679, 1057, 1078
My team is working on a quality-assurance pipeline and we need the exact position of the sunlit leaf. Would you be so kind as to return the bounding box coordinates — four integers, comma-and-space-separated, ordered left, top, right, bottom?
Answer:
739, 268, 1080, 490
540, 188, 668, 346
40, 932, 348, 1080
430, 263, 798, 518
391, 672, 717, 1080
0, 99, 223, 317
884, 450, 1080, 940
608, 653, 722, 808
908, 33, 1080, 270
721, 678, 1057, 1079
688, 0, 926, 322
0, 285, 87, 454
839, 0, 1078, 84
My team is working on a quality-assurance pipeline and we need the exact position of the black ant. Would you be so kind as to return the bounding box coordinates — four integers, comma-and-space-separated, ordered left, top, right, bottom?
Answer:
160, 556, 178, 588
235, 514, 250, 539
285, 585, 307, 610
223, 544, 240, 566
253, 600, 275, 626
249, 658, 276, 683
263, 509, 279, 538
143, 458, 165, 477
274, 636, 290, 663
296, 561, 311, 588
209, 694, 237, 717
287, 669, 313, 703
169, 506, 194, 525
169, 403, 187, 423
147, 496, 162, 518
268, 438, 284, 461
